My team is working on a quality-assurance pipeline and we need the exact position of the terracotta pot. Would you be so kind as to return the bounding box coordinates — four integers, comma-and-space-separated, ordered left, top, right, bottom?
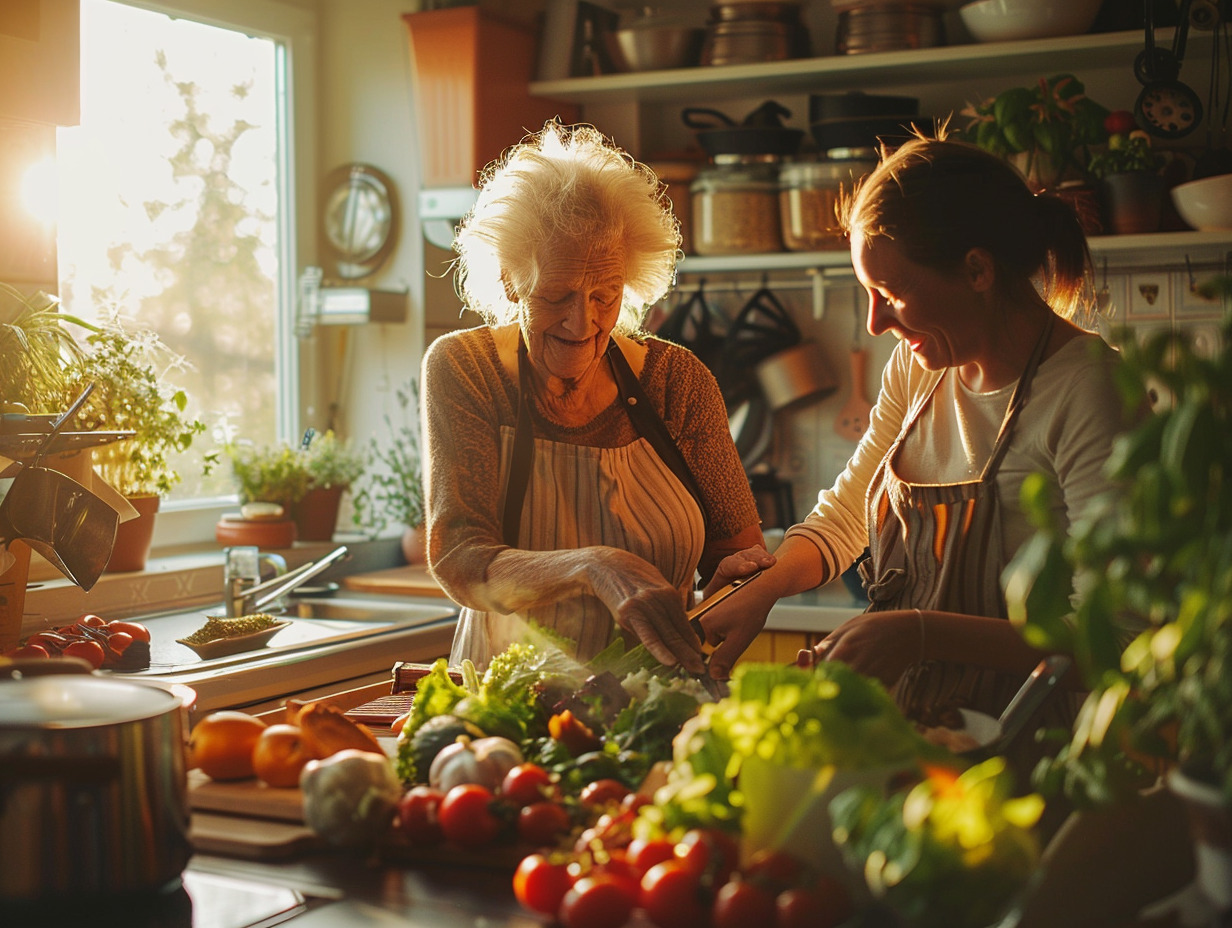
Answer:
1099, 172, 1166, 235
104, 495, 160, 573
292, 485, 346, 542
401, 524, 426, 565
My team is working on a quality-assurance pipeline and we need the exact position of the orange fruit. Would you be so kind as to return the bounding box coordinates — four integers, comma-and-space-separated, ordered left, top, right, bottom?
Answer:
253, 723, 317, 788
187, 710, 267, 780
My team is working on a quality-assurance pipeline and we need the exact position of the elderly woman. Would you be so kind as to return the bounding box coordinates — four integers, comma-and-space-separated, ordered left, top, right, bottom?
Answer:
421, 121, 770, 673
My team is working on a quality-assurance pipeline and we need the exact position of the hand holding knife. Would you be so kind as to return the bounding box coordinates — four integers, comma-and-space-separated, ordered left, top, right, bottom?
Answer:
684, 570, 763, 699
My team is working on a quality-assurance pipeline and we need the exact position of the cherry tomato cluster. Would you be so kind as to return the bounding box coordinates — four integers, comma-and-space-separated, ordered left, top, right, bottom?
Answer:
393, 762, 621, 853
513, 812, 854, 928
2, 614, 152, 670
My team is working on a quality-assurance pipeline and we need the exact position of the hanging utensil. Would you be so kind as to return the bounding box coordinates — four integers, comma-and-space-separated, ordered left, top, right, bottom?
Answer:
834, 308, 873, 443
1134, 0, 1204, 140
656, 280, 726, 375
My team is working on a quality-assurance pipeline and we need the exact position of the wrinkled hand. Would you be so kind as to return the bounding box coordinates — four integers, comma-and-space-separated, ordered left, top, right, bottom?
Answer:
587, 548, 706, 675
796, 610, 921, 689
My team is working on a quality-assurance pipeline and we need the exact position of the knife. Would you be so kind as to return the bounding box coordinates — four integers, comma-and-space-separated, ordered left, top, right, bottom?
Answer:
685, 570, 763, 699
687, 569, 763, 639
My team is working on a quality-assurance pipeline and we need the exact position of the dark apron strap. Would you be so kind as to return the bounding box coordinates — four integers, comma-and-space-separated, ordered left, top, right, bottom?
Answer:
501, 338, 708, 547
605, 340, 709, 528
981, 313, 1055, 482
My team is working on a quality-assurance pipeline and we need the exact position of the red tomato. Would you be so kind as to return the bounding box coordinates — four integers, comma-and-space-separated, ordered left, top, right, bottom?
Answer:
78, 614, 106, 627
106, 620, 151, 643
26, 632, 67, 651
675, 828, 740, 885
742, 848, 806, 894
559, 875, 637, 928
8, 644, 50, 660
1104, 109, 1137, 135
105, 631, 134, 654
517, 801, 571, 846
626, 836, 676, 876
641, 859, 711, 928
714, 878, 777, 928
62, 639, 105, 669
620, 792, 650, 814
775, 878, 852, 928
438, 784, 501, 849
502, 763, 554, 806
579, 778, 630, 808
397, 785, 445, 846
512, 853, 574, 916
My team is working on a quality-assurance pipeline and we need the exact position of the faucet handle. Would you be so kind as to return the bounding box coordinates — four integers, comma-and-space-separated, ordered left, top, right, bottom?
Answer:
257, 552, 289, 612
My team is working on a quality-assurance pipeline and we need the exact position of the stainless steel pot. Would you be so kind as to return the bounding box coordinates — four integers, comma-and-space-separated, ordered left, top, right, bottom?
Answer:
0, 674, 195, 902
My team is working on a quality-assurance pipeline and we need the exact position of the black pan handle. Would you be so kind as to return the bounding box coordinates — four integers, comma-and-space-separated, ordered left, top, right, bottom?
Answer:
682, 106, 737, 129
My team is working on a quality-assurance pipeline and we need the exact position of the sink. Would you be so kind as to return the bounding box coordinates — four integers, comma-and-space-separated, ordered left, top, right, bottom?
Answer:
288, 596, 436, 622
110, 592, 459, 714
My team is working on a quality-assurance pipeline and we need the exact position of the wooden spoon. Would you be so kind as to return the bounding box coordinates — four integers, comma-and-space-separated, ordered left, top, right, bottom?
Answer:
834, 347, 872, 442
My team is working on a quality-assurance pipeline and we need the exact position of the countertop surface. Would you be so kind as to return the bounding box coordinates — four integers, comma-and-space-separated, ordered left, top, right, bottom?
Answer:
340, 564, 869, 634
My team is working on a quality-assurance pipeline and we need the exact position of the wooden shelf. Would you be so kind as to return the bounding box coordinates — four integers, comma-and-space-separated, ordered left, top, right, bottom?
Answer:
531, 30, 1165, 105
677, 231, 1232, 276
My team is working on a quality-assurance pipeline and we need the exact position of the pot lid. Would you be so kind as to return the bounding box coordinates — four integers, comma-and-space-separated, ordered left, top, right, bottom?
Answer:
0, 676, 181, 728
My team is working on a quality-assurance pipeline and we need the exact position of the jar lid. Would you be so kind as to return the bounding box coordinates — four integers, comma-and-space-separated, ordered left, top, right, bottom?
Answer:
692, 161, 781, 191
780, 158, 876, 186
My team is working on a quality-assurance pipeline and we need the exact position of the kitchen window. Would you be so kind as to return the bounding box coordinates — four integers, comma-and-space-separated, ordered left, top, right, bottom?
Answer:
53, 0, 316, 549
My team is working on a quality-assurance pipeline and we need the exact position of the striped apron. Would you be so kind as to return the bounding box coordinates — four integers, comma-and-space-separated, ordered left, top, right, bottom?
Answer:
859, 318, 1078, 775
448, 339, 707, 669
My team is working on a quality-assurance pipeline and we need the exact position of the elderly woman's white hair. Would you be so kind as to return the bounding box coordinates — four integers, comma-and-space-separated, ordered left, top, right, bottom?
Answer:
452, 120, 682, 333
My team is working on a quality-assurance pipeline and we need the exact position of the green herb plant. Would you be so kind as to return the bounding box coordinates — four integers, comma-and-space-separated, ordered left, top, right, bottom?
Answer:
64, 313, 211, 498
1003, 285, 1232, 804
351, 378, 425, 534
960, 74, 1110, 190
224, 440, 312, 509
303, 430, 365, 490
1086, 131, 1164, 180
0, 283, 93, 414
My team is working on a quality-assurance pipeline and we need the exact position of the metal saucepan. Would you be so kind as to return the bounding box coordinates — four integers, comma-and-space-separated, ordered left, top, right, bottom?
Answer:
0, 671, 196, 903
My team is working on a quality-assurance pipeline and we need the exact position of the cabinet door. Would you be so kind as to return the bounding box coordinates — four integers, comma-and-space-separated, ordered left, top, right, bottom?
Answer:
0, 0, 80, 126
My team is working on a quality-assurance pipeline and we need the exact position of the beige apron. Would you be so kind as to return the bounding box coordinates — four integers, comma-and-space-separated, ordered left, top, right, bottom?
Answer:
449, 339, 707, 669
859, 318, 1078, 774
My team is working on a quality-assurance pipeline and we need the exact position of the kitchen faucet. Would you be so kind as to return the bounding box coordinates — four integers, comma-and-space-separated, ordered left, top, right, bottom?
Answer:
225, 544, 350, 617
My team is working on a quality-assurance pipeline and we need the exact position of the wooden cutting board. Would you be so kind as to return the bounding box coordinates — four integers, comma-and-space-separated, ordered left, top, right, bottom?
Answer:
342, 564, 448, 598
188, 768, 306, 822
190, 812, 322, 860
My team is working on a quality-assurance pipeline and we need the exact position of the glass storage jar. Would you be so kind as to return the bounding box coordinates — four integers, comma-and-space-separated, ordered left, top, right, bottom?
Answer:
778, 158, 877, 252
649, 159, 702, 255
691, 156, 783, 256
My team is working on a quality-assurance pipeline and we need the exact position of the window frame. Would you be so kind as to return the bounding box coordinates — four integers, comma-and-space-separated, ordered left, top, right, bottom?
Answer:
78, 0, 319, 552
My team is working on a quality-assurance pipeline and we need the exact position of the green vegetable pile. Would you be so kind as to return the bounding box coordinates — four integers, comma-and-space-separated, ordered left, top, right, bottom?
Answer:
830, 757, 1044, 928
645, 662, 937, 837
395, 637, 709, 790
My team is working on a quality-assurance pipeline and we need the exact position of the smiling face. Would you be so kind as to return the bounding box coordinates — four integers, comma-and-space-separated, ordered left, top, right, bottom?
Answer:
851, 231, 982, 372
520, 241, 626, 386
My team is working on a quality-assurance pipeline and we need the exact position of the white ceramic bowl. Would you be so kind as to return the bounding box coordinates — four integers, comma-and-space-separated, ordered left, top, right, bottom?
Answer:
960, 0, 1102, 42
1172, 174, 1232, 231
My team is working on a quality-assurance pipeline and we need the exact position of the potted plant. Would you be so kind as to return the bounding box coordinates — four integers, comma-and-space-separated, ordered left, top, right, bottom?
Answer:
60, 312, 212, 572
1086, 113, 1168, 235
295, 430, 366, 542
1003, 281, 1232, 911
351, 379, 425, 563
0, 283, 92, 418
959, 73, 1110, 193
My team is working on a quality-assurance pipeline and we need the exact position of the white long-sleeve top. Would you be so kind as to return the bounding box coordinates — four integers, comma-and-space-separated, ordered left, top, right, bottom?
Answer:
785, 332, 1127, 586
